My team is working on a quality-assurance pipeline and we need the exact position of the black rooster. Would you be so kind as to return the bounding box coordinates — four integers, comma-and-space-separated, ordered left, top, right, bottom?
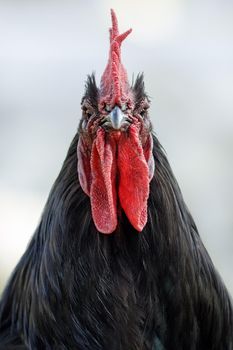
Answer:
0, 9, 232, 350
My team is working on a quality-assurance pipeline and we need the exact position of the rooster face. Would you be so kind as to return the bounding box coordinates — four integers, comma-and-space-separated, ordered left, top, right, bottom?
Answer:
77, 10, 154, 234
80, 81, 151, 141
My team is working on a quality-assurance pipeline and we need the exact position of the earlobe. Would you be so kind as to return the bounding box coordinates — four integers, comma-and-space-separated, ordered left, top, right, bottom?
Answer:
143, 134, 155, 181
77, 136, 92, 196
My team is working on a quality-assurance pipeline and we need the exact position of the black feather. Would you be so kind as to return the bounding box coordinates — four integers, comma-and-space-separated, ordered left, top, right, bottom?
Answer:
82, 74, 99, 109
132, 73, 150, 107
0, 126, 232, 349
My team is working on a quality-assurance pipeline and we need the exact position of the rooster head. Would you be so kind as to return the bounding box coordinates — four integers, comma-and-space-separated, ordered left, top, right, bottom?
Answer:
77, 9, 154, 234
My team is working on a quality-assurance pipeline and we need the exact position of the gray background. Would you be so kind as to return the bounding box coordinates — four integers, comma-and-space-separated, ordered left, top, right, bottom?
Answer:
0, 0, 232, 294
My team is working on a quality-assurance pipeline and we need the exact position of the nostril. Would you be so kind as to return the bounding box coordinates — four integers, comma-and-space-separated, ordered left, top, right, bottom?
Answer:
99, 117, 109, 126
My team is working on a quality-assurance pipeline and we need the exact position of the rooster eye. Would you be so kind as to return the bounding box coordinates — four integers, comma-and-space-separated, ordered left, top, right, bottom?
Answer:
86, 111, 92, 118
140, 109, 146, 117
82, 106, 93, 118
139, 102, 149, 118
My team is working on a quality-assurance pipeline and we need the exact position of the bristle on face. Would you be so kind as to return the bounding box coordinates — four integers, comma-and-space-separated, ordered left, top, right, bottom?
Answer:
99, 9, 133, 110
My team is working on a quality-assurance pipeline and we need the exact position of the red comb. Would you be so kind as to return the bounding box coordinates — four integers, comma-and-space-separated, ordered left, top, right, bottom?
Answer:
99, 9, 132, 108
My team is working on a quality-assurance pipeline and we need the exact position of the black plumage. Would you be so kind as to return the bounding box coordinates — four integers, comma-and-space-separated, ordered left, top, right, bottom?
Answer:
0, 75, 232, 350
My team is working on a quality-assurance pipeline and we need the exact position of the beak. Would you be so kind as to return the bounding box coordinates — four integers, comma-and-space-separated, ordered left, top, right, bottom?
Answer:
109, 106, 125, 129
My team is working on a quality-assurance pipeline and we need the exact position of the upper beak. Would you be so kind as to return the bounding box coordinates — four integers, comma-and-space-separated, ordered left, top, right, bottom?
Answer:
109, 106, 125, 130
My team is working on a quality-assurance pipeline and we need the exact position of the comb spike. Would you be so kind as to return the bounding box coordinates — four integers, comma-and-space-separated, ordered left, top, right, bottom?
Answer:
110, 9, 119, 38
116, 29, 132, 45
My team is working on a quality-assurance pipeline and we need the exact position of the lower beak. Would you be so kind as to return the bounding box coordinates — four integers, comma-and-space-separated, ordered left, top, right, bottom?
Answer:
109, 106, 125, 130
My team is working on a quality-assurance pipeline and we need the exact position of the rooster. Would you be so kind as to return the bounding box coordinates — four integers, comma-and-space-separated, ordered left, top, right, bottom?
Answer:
0, 9, 232, 350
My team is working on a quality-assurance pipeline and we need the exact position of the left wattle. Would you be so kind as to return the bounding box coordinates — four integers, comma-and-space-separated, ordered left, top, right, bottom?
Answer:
90, 129, 117, 234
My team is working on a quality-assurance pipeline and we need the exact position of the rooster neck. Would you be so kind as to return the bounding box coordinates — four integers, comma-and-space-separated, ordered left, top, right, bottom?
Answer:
1, 133, 232, 350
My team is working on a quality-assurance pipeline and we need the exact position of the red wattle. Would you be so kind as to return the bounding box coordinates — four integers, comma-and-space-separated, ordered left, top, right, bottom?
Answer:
118, 125, 150, 232
90, 129, 117, 234
77, 126, 153, 234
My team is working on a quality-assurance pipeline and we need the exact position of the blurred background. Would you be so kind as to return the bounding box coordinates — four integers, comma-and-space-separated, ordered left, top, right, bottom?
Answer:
0, 0, 232, 294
